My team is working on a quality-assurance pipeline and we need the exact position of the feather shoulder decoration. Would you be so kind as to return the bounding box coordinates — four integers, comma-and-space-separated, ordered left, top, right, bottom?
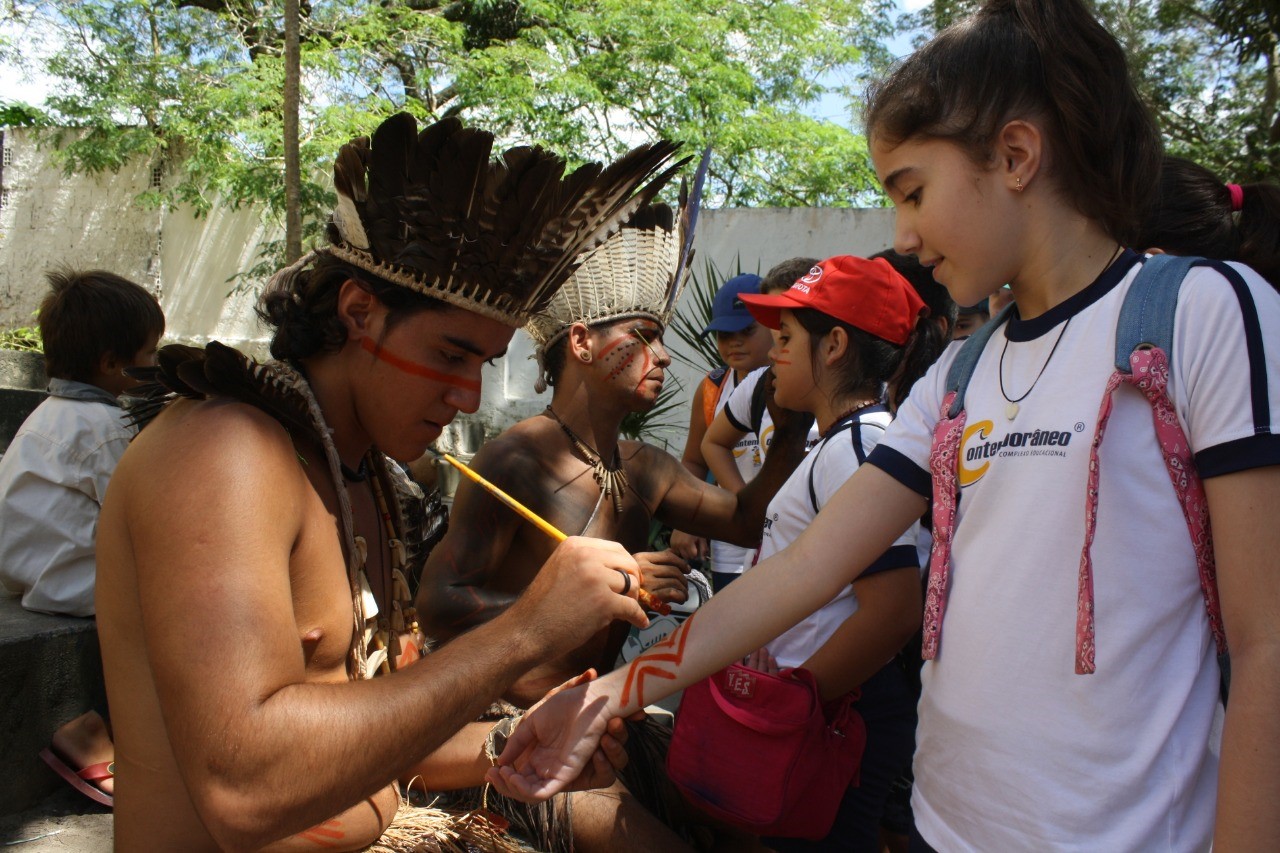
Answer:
307, 112, 686, 328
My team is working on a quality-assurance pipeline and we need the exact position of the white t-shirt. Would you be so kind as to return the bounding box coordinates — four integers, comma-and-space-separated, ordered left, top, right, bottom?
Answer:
719, 366, 821, 574
868, 253, 1280, 851
752, 405, 920, 669
0, 381, 134, 617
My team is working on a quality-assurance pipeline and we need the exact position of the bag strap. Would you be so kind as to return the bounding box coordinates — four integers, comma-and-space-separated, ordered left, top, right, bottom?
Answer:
808, 416, 887, 514
1113, 254, 1199, 372
702, 367, 731, 427
943, 304, 1015, 418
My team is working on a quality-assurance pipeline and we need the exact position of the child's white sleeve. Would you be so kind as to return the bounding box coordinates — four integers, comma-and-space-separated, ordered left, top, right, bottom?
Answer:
721, 366, 765, 433
1173, 261, 1280, 478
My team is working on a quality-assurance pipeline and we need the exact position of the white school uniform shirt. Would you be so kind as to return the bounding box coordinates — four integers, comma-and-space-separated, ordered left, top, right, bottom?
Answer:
750, 405, 920, 669
0, 380, 134, 616
868, 252, 1280, 852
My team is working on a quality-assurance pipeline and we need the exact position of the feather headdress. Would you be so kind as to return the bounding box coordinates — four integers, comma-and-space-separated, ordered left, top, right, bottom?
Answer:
525, 148, 709, 391
269, 112, 685, 328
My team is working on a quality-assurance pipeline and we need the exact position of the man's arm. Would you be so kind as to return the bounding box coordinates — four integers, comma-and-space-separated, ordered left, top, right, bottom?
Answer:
415, 439, 534, 644
1204, 466, 1280, 850
122, 405, 645, 849
640, 405, 811, 547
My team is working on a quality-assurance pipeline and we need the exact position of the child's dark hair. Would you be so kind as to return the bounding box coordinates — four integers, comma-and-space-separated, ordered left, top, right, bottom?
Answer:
258, 254, 447, 361
866, 0, 1161, 245
1136, 156, 1280, 290
794, 307, 945, 413
762, 257, 819, 295
39, 269, 165, 382
871, 250, 958, 339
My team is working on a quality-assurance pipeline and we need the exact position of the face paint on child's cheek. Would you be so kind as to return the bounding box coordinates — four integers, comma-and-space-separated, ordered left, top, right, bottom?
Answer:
359, 336, 481, 392
773, 348, 792, 366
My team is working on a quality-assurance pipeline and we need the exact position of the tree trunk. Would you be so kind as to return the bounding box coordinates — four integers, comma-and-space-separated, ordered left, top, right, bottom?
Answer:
284, 0, 303, 263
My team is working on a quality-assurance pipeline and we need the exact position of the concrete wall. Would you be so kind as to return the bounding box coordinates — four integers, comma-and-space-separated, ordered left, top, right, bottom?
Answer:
0, 127, 896, 449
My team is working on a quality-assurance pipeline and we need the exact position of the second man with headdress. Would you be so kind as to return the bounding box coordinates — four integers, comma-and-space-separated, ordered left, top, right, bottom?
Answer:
415, 172, 813, 850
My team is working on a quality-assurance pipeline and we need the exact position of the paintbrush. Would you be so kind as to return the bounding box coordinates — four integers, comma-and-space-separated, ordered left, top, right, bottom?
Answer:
429, 449, 672, 616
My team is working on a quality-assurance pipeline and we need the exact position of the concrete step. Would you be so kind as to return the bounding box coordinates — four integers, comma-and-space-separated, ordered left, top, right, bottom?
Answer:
0, 597, 107, 815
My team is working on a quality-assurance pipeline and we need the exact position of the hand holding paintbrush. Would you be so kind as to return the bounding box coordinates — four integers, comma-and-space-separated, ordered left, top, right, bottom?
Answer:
431, 450, 672, 616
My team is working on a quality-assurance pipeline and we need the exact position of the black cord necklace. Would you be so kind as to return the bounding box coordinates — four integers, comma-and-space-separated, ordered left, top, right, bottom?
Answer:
998, 317, 1071, 421
341, 456, 371, 482
545, 406, 629, 514
997, 245, 1121, 420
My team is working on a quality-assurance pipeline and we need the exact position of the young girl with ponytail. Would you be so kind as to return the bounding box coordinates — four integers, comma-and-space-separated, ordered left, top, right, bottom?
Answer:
494, 2, 1280, 849
1138, 155, 1280, 289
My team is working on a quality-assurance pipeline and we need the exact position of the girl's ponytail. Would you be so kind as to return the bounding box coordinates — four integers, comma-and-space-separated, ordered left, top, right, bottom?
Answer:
890, 313, 948, 412
1237, 182, 1280, 290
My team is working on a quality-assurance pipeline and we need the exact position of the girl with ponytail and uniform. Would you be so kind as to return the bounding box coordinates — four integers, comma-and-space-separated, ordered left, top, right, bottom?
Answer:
493, 2, 1280, 850
1138, 155, 1280, 290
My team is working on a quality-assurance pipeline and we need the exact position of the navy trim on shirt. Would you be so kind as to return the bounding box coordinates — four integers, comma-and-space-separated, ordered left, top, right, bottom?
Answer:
867, 444, 931, 499
862, 544, 920, 578
1193, 259, 1271, 435
723, 405, 749, 434
1005, 250, 1142, 342
1196, 434, 1280, 479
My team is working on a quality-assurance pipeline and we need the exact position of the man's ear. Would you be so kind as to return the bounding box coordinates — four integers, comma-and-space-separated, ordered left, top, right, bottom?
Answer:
336, 278, 379, 339
567, 322, 594, 363
996, 119, 1044, 194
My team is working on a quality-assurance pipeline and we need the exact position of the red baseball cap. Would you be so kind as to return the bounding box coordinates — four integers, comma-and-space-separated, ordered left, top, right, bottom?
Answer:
738, 255, 927, 345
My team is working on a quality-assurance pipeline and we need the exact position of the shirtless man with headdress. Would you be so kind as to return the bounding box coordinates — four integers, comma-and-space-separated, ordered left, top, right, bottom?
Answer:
93, 112, 686, 852
414, 178, 812, 851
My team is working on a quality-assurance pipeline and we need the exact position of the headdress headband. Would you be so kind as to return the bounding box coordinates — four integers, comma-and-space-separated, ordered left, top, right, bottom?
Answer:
267, 113, 685, 328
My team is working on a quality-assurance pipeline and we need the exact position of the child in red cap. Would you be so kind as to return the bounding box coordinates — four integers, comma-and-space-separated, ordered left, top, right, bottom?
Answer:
697, 254, 943, 849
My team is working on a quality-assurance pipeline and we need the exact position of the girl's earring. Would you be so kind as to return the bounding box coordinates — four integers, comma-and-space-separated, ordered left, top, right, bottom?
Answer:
1015, 176, 1024, 193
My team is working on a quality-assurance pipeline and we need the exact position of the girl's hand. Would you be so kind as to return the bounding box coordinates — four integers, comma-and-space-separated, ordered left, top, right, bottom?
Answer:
742, 647, 780, 675
521, 669, 630, 795
486, 682, 616, 802
635, 549, 691, 604
669, 530, 709, 562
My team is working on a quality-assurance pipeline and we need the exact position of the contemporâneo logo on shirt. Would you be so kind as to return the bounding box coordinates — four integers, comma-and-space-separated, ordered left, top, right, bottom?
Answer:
958, 418, 1086, 486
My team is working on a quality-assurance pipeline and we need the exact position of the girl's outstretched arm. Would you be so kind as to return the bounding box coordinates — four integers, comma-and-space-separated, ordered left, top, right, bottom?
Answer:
1205, 466, 1280, 850
487, 463, 927, 800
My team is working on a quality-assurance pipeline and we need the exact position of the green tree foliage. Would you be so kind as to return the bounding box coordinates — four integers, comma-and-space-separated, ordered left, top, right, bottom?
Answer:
0, 0, 890, 274
904, 0, 1279, 182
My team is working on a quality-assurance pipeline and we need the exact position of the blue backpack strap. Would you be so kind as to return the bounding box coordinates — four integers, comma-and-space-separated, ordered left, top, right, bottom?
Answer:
1113, 254, 1200, 372
943, 304, 1015, 418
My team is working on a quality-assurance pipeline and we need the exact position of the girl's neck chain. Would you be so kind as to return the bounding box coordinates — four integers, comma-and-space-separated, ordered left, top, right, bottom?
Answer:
545, 406, 629, 514
998, 317, 1071, 421
822, 399, 880, 438
998, 244, 1121, 421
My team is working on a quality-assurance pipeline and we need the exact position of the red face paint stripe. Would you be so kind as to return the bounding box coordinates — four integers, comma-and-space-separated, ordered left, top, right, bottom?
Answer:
360, 336, 481, 392
597, 334, 631, 359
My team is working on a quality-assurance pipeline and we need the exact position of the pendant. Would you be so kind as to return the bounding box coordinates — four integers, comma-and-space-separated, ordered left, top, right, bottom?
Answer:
1005, 401, 1020, 421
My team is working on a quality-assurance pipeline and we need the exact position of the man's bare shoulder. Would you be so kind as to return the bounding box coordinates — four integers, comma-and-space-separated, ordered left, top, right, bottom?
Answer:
471, 415, 561, 480
114, 398, 310, 511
